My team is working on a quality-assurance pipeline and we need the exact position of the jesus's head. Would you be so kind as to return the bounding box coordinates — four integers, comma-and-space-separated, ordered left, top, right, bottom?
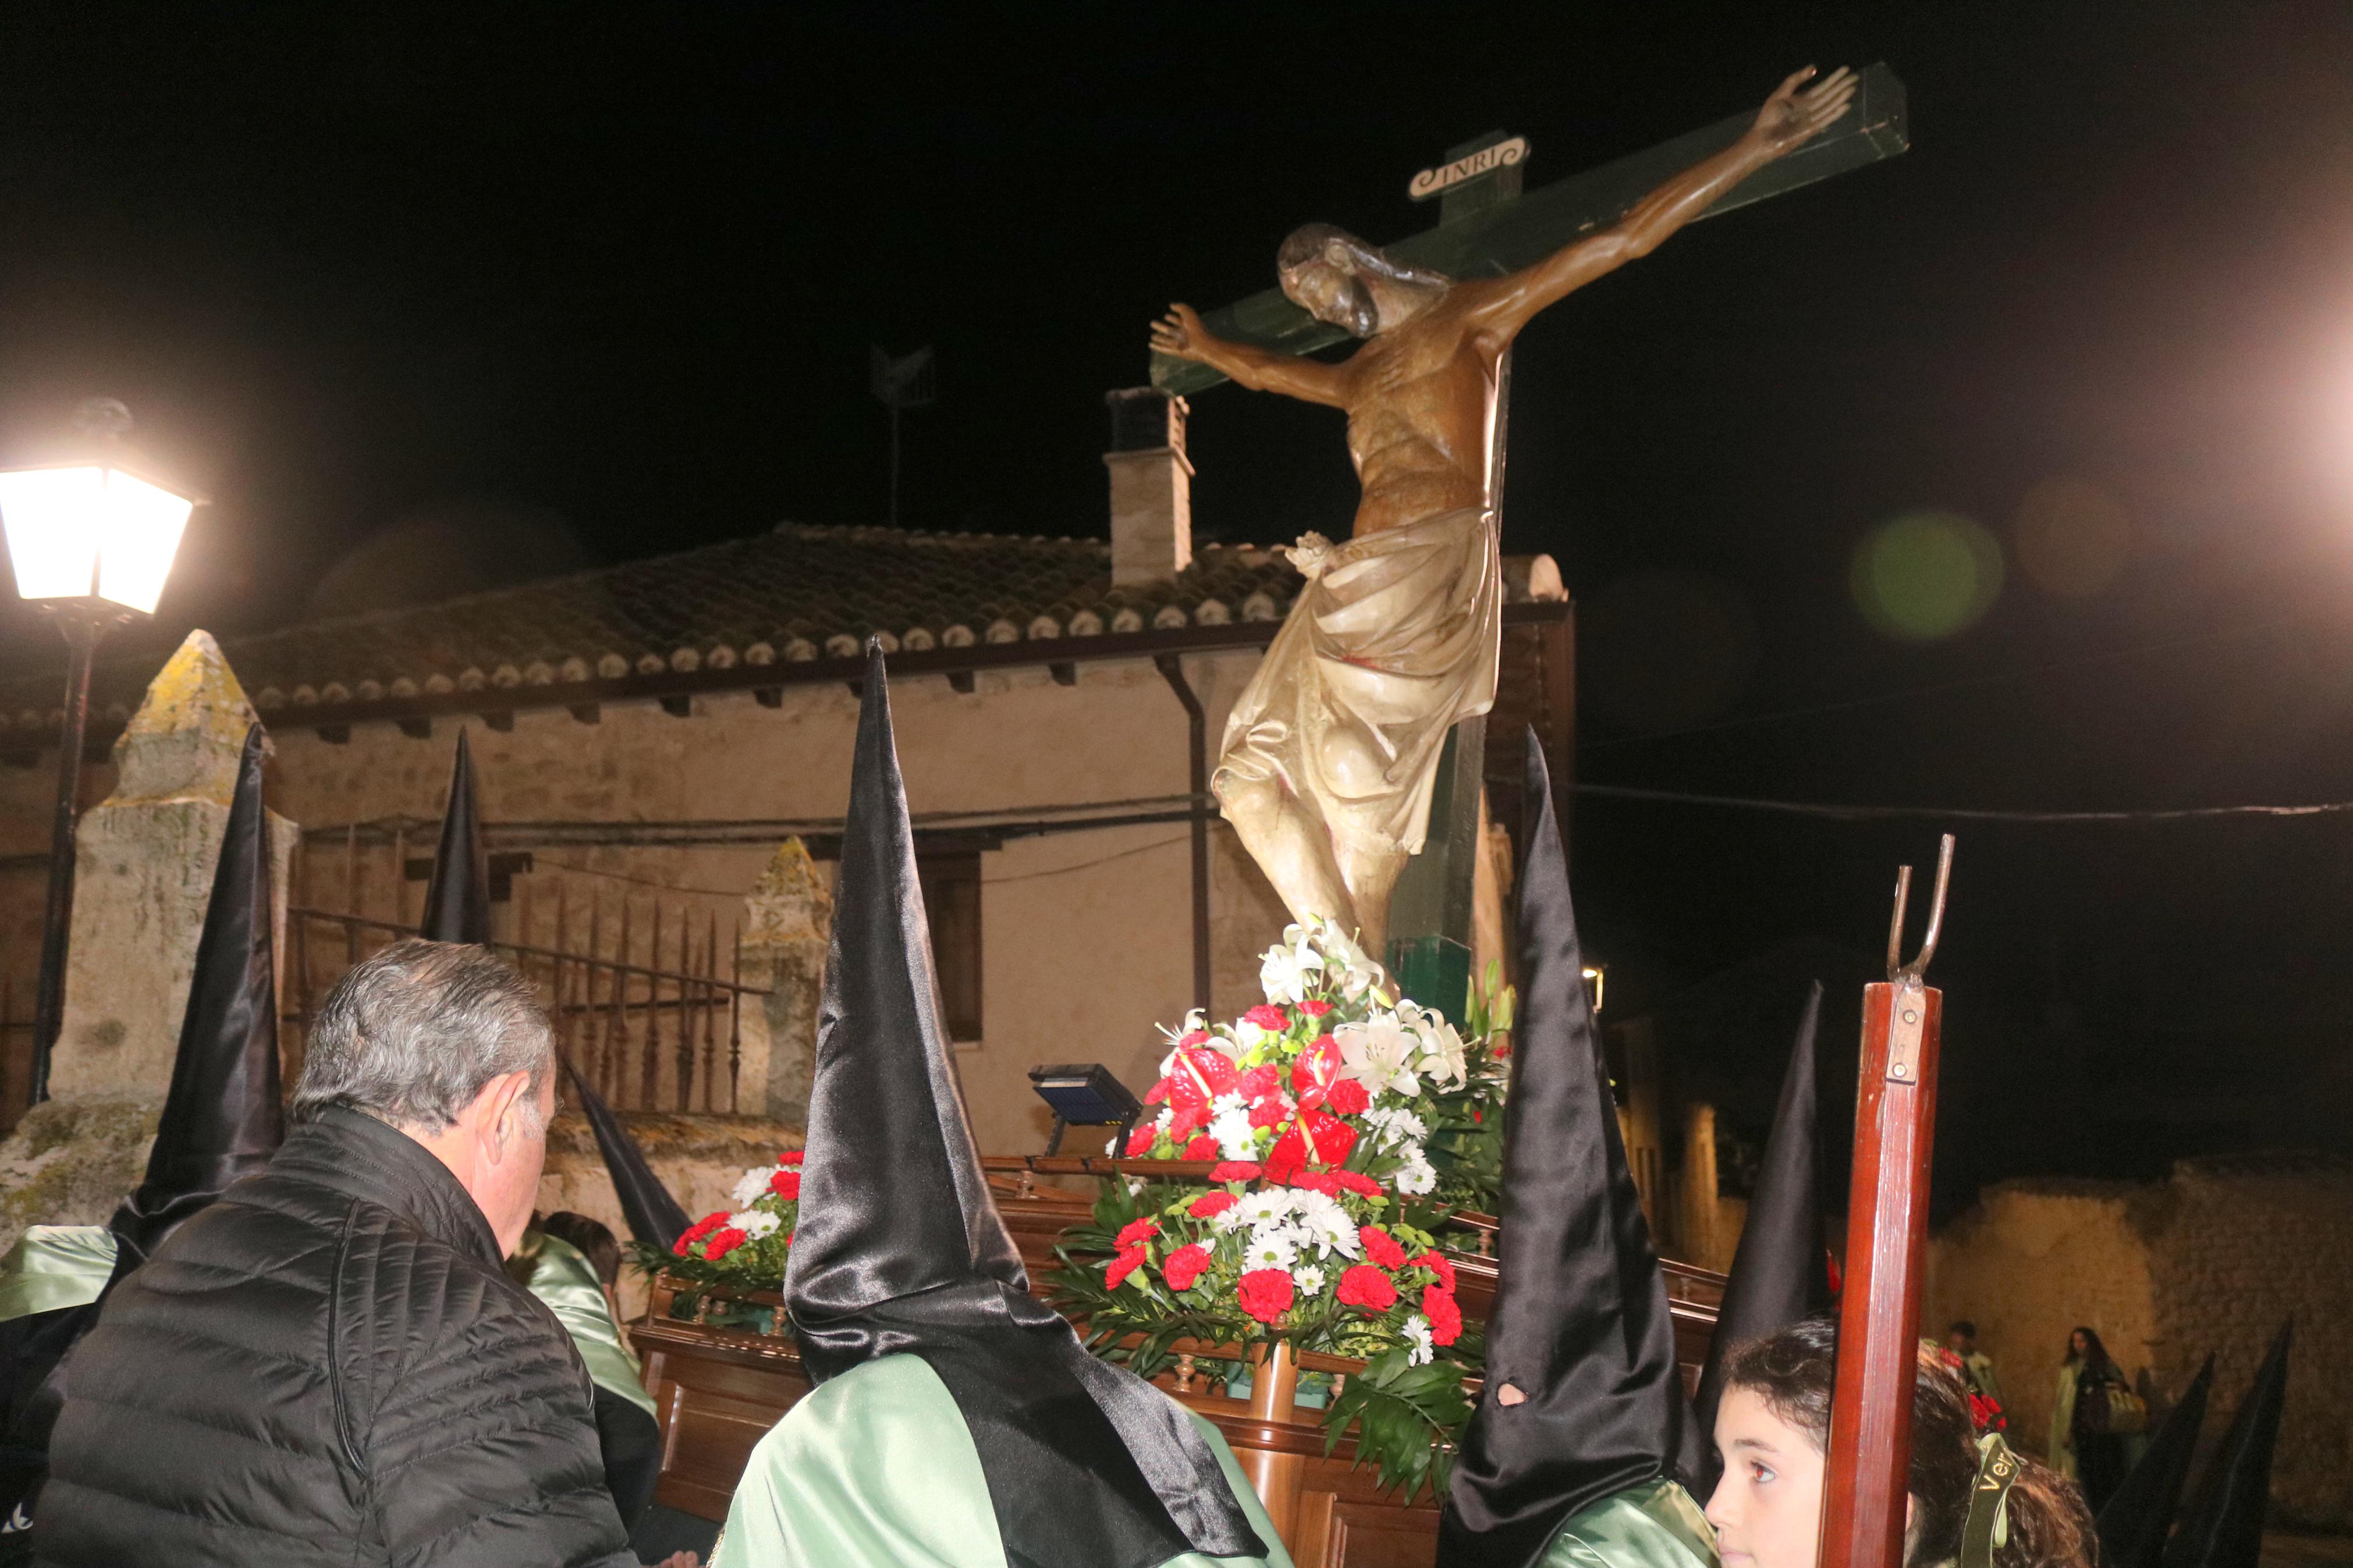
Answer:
1276, 224, 1451, 339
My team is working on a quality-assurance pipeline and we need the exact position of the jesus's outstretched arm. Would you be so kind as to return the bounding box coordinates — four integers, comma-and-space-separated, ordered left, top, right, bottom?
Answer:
1151, 303, 1350, 408
1470, 65, 1859, 342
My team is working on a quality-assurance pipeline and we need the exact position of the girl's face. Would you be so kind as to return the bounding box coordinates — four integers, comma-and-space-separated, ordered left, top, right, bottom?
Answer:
1708, 1387, 1828, 1568
2071, 1331, 2090, 1355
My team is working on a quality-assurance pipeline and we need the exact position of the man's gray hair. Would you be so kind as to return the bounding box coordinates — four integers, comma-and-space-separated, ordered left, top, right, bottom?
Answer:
294, 938, 553, 1133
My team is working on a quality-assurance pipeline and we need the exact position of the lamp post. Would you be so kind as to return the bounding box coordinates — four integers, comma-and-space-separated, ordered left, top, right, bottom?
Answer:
2, 398, 198, 1104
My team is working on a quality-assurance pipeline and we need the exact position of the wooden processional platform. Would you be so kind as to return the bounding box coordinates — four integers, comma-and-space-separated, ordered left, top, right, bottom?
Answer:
629, 1162, 1726, 1568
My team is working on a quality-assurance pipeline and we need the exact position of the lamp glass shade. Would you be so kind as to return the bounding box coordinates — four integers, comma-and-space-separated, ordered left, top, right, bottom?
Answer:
0, 464, 194, 614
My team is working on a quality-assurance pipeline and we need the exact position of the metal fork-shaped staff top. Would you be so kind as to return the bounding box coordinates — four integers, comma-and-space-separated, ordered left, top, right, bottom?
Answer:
1884, 833, 1956, 983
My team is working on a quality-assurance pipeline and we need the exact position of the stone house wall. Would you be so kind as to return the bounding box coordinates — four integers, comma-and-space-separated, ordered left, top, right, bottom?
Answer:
1926, 1157, 2352, 1529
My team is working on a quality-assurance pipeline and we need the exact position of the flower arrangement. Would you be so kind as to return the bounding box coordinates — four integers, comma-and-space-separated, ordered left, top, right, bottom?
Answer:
634, 1150, 804, 1291
1056, 918, 1511, 1502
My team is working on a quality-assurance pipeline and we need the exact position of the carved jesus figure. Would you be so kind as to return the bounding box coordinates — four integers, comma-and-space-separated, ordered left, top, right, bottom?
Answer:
1152, 66, 1857, 955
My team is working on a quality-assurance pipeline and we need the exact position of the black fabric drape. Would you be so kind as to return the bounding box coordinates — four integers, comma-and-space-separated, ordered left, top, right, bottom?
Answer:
1689, 980, 1825, 1493
419, 728, 491, 945
2099, 1355, 2213, 1568
565, 1061, 691, 1253
1439, 730, 1695, 1568
782, 644, 1261, 1568
2164, 1324, 2291, 1568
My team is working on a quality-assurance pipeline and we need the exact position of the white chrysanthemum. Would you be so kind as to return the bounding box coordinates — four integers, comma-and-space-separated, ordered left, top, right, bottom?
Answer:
1154, 1107, 1173, 1132
1294, 1264, 1328, 1295
731, 1164, 780, 1208
1362, 1107, 1429, 1150
1211, 1203, 1249, 1235
1209, 1106, 1257, 1162
1236, 1190, 1294, 1229
1402, 1313, 1435, 1366
1337, 1015, 1421, 1098
1241, 1230, 1298, 1273
729, 1210, 782, 1239
1290, 1190, 1359, 1257
1394, 1154, 1438, 1196
1104, 1134, 1121, 1155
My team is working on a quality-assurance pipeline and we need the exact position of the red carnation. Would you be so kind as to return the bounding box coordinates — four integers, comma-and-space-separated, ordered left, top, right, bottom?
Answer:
1105, 1245, 1148, 1289
1181, 1135, 1220, 1160
1336, 1264, 1397, 1311
673, 1213, 727, 1255
1124, 1123, 1158, 1157
1330, 1171, 1382, 1198
1162, 1243, 1212, 1292
1209, 1161, 1261, 1182
1325, 1078, 1371, 1116
780, 1149, 805, 1165
1177, 1028, 1211, 1047
1190, 1190, 1238, 1219
1236, 1064, 1282, 1101
1237, 1268, 1295, 1325
769, 1168, 802, 1199
1248, 1096, 1291, 1130
1968, 1393, 2007, 1434
1423, 1285, 1463, 1346
1416, 1251, 1457, 1292
1360, 1226, 1408, 1270
1115, 1217, 1160, 1250
1241, 1004, 1290, 1032
701, 1226, 749, 1260
1299, 1000, 1332, 1018
1288, 1171, 1340, 1196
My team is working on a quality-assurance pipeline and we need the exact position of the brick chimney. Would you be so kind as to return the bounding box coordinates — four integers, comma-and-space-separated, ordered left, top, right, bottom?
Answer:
1104, 387, 1193, 586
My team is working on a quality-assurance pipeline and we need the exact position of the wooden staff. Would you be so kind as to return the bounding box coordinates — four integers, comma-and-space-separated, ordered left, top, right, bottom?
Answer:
727, 923, 743, 1114
1823, 835, 1954, 1568
700, 912, 719, 1113
640, 902, 663, 1110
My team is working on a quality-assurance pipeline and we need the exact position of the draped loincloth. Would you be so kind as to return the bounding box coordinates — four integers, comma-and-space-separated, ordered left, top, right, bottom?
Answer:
1215, 506, 1502, 859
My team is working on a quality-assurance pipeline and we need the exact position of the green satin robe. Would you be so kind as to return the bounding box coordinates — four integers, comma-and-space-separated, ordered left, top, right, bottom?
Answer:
507, 1232, 655, 1417
1539, 1476, 1722, 1568
0, 1226, 113, 1323
711, 1353, 1294, 1568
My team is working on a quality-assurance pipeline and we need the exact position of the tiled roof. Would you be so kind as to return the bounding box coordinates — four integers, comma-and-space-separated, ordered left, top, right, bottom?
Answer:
0, 523, 1309, 731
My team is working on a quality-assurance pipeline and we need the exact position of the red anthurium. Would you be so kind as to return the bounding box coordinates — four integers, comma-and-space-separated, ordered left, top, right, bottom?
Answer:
1262, 1126, 1307, 1186
1296, 1107, 1356, 1168
1290, 1034, 1343, 1110
1144, 1077, 1171, 1105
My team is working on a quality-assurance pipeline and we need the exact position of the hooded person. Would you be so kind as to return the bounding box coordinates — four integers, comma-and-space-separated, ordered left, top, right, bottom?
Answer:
2097, 1354, 2213, 1568
0, 725, 283, 1560
521, 1064, 688, 1531
2162, 1324, 2291, 1568
712, 643, 1287, 1568
1689, 982, 1827, 1496
1438, 730, 1715, 1568
420, 727, 492, 945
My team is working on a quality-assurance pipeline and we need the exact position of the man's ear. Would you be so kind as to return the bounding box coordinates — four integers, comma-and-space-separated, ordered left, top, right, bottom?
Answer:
1323, 239, 1358, 275
477, 1070, 534, 1161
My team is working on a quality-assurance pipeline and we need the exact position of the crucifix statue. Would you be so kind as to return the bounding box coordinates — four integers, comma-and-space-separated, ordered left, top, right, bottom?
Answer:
1151, 65, 1900, 958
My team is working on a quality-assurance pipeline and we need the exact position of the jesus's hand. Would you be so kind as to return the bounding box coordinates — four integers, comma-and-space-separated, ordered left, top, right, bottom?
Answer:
1151, 304, 1209, 363
1748, 65, 1857, 157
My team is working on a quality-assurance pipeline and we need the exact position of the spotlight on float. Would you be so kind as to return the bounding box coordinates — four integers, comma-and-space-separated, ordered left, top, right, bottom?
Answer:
1028, 1062, 1144, 1157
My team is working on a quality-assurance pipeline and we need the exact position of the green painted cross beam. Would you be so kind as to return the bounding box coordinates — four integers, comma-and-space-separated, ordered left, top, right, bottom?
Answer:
1150, 62, 1908, 397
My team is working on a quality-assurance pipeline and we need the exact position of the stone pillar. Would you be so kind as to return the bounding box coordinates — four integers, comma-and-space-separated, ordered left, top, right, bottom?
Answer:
49, 630, 299, 1100
736, 837, 831, 1124
1105, 387, 1193, 586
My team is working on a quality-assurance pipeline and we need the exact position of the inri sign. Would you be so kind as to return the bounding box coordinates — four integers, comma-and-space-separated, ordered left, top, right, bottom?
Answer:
1408, 136, 1529, 202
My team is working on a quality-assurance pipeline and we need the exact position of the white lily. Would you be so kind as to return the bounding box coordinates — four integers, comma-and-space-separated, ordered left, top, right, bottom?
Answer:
1336, 1015, 1422, 1099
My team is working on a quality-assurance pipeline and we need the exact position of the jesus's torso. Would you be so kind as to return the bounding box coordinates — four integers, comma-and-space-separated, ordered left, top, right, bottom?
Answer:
1341, 291, 1504, 536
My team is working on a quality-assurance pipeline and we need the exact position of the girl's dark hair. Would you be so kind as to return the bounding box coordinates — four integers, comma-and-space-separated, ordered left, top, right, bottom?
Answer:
1719, 1316, 2096, 1568
2068, 1326, 2112, 1369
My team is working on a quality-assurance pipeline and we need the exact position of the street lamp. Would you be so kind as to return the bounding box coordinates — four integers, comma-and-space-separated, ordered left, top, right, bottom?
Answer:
1, 398, 199, 1103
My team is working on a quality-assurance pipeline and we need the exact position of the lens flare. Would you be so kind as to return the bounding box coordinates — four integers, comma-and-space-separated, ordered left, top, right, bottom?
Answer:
1850, 511, 2004, 641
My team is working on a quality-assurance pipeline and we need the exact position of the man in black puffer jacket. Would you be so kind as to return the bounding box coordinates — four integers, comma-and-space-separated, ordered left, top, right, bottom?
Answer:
37, 940, 635, 1567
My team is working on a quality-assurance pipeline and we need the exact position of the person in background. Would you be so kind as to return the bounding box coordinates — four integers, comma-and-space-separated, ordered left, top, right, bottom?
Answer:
1946, 1321, 2004, 1407
2050, 1327, 2136, 1513
37, 940, 636, 1567
1706, 1317, 2095, 1568
512, 1213, 665, 1534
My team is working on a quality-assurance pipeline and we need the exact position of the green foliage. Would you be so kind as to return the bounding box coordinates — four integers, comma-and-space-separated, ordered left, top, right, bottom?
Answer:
1322, 1347, 1474, 1505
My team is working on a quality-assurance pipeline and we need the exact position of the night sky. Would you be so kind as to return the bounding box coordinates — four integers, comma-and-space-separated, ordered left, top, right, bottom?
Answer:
2, 3, 2350, 1208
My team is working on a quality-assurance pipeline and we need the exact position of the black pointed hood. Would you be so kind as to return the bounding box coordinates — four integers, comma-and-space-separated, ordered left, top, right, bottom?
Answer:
565, 1059, 691, 1253
2100, 1355, 2214, 1568
419, 728, 491, 944
1441, 730, 1695, 1568
782, 644, 1261, 1568
108, 724, 285, 1273
2164, 1324, 2291, 1568
1690, 981, 1826, 1489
